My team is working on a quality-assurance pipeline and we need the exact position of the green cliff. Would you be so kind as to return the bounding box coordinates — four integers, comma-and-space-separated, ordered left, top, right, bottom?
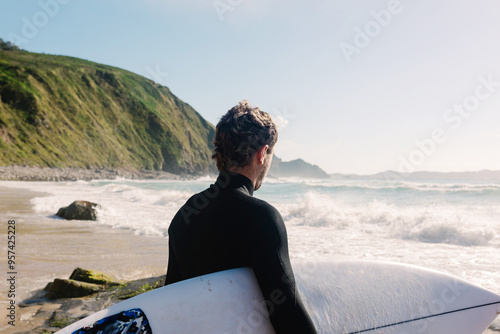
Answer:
0, 48, 215, 174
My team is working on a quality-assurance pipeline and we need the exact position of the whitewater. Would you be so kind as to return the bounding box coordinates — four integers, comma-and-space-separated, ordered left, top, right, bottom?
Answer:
1, 176, 499, 330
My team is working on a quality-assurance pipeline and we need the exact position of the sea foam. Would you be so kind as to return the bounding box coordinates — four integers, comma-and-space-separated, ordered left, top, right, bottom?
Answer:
278, 190, 497, 247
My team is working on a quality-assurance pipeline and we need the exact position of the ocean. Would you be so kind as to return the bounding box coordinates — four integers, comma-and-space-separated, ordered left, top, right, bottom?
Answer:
1, 176, 499, 330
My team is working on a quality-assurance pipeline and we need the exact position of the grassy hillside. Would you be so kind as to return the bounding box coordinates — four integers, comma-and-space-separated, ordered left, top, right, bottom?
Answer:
0, 49, 215, 174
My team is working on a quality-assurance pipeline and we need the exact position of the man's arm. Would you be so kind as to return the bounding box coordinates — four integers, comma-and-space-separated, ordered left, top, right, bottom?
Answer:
251, 205, 317, 333
165, 237, 181, 285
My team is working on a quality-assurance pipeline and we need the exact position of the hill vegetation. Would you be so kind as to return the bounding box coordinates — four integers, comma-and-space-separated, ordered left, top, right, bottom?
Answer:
0, 44, 215, 174
0, 38, 21, 51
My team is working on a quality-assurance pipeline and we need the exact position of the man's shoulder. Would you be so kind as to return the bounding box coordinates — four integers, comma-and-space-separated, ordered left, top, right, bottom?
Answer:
169, 185, 282, 229
169, 191, 208, 230
244, 196, 284, 224
247, 195, 278, 211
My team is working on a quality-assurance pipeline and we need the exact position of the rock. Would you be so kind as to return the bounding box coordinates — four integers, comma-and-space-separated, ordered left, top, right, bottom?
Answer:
56, 200, 100, 220
69, 267, 121, 286
45, 268, 121, 300
16, 274, 166, 333
49, 309, 77, 329
45, 278, 105, 299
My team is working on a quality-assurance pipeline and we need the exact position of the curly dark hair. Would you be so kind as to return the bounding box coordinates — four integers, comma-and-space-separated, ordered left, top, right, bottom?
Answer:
212, 100, 278, 171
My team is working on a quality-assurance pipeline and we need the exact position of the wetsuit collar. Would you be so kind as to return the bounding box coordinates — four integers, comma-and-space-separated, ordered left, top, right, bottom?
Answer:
215, 171, 254, 196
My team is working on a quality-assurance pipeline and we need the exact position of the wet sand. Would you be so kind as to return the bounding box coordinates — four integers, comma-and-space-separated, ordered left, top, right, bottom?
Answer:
0, 185, 168, 333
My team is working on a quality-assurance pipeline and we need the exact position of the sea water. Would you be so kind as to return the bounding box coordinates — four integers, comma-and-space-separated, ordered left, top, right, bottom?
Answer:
1, 176, 499, 328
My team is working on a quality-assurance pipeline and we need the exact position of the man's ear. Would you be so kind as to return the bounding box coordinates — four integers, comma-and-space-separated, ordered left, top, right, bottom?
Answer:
256, 145, 269, 165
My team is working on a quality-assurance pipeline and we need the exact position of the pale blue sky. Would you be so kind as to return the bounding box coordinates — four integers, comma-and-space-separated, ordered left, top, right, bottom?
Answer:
1, 0, 499, 174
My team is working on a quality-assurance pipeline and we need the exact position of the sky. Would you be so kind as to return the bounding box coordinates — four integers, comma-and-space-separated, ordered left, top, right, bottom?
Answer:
1, 0, 499, 174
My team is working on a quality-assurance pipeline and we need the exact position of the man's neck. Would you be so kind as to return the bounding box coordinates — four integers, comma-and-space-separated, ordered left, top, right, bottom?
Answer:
228, 166, 258, 190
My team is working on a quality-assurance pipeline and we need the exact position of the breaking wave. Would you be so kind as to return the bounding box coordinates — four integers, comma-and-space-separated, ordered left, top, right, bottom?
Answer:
280, 191, 496, 247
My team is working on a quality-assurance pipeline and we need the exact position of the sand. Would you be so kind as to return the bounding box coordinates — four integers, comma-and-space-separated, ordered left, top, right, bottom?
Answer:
0, 185, 168, 333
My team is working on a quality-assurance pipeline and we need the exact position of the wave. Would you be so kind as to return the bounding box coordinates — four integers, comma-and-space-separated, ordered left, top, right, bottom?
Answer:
29, 180, 194, 237
266, 178, 500, 195
11, 179, 500, 247
279, 191, 497, 247
401, 223, 493, 246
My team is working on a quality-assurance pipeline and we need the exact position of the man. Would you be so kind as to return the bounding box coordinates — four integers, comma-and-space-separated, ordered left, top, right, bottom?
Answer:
165, 100, 317, 333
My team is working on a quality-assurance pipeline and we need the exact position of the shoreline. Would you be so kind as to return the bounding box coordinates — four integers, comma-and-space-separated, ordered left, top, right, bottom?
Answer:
0, 165, 204, 182
0, 183, 169, 333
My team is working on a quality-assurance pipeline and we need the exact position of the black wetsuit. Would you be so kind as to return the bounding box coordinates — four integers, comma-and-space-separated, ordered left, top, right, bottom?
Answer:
165, 172, 317, 333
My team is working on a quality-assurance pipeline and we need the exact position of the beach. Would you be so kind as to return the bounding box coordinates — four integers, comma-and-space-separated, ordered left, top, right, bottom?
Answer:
0, 166, 184, 182
1, 174, 499, 333
0, 184, 168, 333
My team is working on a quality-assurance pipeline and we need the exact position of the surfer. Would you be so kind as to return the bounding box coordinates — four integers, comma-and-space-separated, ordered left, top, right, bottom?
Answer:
165, 100, 317, 333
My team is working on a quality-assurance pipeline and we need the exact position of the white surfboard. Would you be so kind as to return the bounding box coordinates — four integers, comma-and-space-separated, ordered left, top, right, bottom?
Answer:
56, 261, 500, 334
296, 260, 500, 333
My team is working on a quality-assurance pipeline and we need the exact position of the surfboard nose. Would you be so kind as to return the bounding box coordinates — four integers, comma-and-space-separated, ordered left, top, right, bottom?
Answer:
294, 260, 500, 334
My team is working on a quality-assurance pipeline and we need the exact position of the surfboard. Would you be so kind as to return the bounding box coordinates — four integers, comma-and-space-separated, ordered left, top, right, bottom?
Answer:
296, 260, 500, 333
55, 260, 500, 334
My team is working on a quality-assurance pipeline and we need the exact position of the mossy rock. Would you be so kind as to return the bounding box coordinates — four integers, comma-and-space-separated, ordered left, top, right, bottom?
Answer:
49, 312, 73, 328
117, 278, 163, 300
45, 278, 105, 299
69, 267, 121, 286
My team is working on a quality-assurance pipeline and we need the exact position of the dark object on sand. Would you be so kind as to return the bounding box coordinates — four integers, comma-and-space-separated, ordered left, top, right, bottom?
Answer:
70, 267, 121, 286
56, 200, 100, 221
45, 268, 121, 299
45, 278, 105, 299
